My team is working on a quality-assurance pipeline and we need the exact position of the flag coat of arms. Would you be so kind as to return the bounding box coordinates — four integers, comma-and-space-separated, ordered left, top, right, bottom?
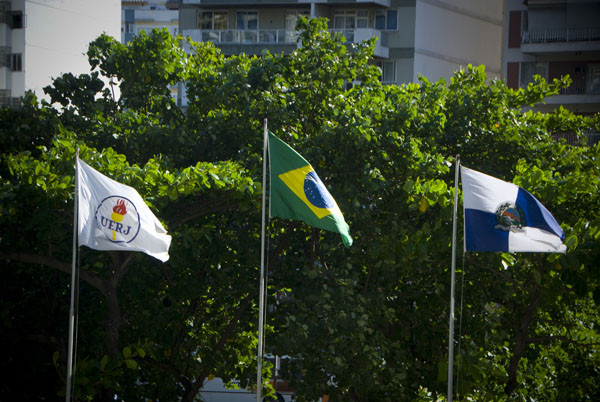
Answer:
268, 132, 352, 247
461, 166, 566, 253
77, 158, 172, 262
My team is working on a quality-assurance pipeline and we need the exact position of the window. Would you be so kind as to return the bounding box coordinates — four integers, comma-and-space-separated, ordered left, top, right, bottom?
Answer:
375, 61, 395, 83
0, 2, 9, 24
285, 10, 309, 31
588, 64, 600, 95
0, 89, 10, 108
10, 53, 22, 71
375, 9, 398, 31
520, 62, 547, 88
198, 11, 228, 30
10, 10, 23, 29
334, 10, 356, 30
124, 9, 134, 22
0, 46, 9, 68
237, 11, 258, 30
357, 10, 368, 28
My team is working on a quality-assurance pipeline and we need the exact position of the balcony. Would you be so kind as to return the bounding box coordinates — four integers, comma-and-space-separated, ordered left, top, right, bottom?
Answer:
542, 78, 600, 112
522, 27, 600, 53
183, 29, 298, 45
523, 27, 600, 43
558, 77, 600, 96
553, 132, 600, 146
329, 28, 389, 58
133, 9, 179, 23
182, 27, 389, 58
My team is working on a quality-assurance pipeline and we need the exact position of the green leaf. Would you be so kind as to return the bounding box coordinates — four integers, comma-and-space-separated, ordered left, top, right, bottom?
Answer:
125, 359, 138, 370
100, 355, 109, 371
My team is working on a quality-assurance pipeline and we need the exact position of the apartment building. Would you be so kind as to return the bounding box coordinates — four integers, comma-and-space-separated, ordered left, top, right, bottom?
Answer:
178, 0, 504, 86
504, 0, 600, 115
122, 0, 179, 43
0, 0, 120, 107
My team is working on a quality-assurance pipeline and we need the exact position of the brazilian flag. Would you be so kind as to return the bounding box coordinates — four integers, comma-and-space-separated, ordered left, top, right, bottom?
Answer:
268, 132, 352, 247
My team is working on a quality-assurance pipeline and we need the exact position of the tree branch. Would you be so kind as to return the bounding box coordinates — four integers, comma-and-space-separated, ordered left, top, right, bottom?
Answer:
0, 250, 106, 294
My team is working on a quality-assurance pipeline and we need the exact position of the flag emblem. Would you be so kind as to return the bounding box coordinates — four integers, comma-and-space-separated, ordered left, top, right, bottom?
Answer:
278, 166, 335, 219
494, 202, 525, 231
95, 196, 141, 243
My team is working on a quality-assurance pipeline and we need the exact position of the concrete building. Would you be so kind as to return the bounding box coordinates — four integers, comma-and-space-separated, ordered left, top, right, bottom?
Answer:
122, 0, 179, 43
0, 0, 120, 107
504, 0, 600, 115
178, 0, 505, 86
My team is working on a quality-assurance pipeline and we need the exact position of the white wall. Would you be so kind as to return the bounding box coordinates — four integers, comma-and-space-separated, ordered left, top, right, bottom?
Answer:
413, 0, 504, 82
20, 0, 120, 99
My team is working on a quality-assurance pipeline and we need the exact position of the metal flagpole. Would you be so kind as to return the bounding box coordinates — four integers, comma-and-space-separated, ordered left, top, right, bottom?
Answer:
447, 156, 460, 402
66, 150, 79, 402
256, 119, 268, 402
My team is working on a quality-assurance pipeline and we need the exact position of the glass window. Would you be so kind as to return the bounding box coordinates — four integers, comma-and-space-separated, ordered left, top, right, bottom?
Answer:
10, 53, 22, 71
10, 11, 23, 29
237, 11, 258, 30
375, 61, 395, 83
334, 10, 358, 30
376, 10, 398, 31
199, 11, 228, 30
357, 10, 368, 28
200, 11, 212, 29
345, 11, 355, 29
285, 10, 309, 30
520, 62, 547, 87
334, 11, 345, 29
214, 11, 228, 29
386, 10, 397, 30
588, 64, 600, 94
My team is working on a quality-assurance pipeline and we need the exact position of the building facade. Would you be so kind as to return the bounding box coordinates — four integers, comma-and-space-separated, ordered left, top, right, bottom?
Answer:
0, 0, 120, 107
504, 0, 600, 115
178, 0, 504, 86
122, 0, 179, 43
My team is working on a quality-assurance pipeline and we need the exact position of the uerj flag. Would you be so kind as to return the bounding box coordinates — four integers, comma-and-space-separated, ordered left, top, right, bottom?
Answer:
268, 132, 352, 247
461, 166, 566, 253
77, 157, 172, 262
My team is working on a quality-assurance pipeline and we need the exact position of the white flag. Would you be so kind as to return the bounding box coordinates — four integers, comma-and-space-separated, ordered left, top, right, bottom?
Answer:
77, 157, 171, 262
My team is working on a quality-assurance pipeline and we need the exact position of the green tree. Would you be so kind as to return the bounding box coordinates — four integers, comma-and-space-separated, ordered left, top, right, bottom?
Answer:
1, 19, 599, 402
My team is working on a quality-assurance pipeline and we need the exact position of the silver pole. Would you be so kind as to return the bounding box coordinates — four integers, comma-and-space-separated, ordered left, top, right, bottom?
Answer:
256, 119, 268, 402
66, 150, 79, 402
447, 156, 460, 402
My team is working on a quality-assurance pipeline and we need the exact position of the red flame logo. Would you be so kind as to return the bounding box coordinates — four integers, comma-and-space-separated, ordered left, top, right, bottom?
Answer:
113, 199, 127, 215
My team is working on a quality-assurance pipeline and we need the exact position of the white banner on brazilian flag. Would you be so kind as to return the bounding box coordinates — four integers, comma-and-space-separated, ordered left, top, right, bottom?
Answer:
77, 157, 171, 262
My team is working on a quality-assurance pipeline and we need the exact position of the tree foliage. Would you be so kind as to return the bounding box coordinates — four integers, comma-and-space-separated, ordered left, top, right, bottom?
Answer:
1, 18, 599, 401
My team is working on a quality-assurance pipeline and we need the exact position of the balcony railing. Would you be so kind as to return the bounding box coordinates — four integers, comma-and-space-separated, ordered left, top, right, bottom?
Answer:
523, 27, 600, 44
182, 28, 389, 57
183, 29, 298, 44
559, 77, 586, 95
553, 132, 600, 146
558, 77, 600, 95
329, 28, 388, 57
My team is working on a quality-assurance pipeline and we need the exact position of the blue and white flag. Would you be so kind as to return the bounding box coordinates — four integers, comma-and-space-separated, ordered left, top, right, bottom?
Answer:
461, 166, 566, 253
